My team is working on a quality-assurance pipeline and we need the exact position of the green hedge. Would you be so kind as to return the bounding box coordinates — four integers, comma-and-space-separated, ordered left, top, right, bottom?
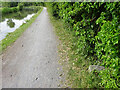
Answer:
47, 2, 120, 88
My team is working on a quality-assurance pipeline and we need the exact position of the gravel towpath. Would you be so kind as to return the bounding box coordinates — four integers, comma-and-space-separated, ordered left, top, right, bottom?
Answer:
2, 7, 63, 88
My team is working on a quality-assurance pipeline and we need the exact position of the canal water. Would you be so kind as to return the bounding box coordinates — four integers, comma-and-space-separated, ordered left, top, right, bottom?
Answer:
0, 9, 38, 41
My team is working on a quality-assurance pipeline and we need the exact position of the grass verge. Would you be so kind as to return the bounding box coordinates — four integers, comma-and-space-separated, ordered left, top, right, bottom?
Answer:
47, 8, 101, 88
0, 7, 43, 54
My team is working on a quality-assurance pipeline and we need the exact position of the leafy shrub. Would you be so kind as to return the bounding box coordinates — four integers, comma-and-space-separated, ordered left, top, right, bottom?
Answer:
2, 7, 18, 14
2, 7, 12, 14
12, 7, 18, 12
48, 2, 120, 88
7, 19, 15, 28
18, 3, 24, 11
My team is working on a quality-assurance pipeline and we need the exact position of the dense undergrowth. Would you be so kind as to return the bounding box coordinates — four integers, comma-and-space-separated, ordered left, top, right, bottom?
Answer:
1, 5, 42, 15
46, 2, 120, 88
1, 3, 24, 14
1, 2, 45, 15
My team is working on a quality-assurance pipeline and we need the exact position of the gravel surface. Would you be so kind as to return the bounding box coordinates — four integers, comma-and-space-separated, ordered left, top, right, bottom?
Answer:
2, 7, 63, 88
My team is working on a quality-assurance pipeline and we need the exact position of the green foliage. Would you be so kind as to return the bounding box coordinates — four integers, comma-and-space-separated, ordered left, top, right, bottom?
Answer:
95, 12, 119, 88
24, 6, 41, 12
12, 7, 18, 12
1, 7, 41, 22
18, 3, 24, 11
2, 7, 12, 14
47, 2, 120, 88
7, 19, 15, 28
2, 2, 18, 7
2, 2, 45, 8
1, 2, 44, 14
2, 7, 18, 14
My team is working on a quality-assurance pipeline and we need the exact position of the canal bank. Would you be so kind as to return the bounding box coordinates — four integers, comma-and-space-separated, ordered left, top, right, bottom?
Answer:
0, 7, 43, 54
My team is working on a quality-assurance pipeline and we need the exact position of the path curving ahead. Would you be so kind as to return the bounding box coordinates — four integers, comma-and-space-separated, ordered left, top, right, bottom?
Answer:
2, 7, 63, 88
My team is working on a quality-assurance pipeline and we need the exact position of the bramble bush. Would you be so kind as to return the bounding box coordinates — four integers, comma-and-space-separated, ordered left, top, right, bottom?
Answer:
48, 2, 120, 88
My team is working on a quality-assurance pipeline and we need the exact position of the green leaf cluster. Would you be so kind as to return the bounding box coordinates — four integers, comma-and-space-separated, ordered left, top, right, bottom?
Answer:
49, 2, 120, 88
